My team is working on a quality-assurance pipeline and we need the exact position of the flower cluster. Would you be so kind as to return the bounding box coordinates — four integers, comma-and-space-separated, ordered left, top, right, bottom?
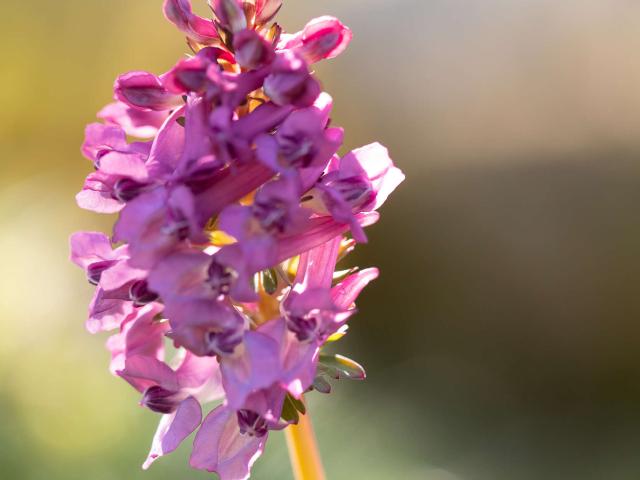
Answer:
70, 1, 403, 479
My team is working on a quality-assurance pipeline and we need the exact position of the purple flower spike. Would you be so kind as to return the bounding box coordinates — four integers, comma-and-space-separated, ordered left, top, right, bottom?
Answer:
71, 2, 403, 478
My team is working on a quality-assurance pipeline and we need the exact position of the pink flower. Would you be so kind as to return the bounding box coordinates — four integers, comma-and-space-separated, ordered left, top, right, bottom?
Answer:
263, 51, 321, 108
164, 0, 220, 45
309, 142, 405, 242
233, 29, 275, 70
279, 16, 353, 64
209, 0, 247, 33
115, 71, 183, 111
69, 231, 149, 332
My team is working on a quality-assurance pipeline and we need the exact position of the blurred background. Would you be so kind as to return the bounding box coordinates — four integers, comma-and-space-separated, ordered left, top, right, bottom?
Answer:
2, 0, 640, 478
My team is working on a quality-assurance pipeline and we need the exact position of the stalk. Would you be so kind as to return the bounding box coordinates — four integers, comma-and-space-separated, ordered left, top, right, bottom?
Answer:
285, 406, 326, 480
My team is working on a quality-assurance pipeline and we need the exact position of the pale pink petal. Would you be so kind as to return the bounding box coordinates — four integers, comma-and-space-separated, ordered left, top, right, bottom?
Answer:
190, 405, 265, 480
143, 396, 202, 469
331, 267, 379, 310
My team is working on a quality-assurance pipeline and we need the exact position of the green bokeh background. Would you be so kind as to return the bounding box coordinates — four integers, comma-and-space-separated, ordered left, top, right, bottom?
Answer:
2, 1, 640, 479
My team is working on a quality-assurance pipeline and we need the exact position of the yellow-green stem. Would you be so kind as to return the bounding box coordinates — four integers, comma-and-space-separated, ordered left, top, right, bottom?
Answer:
285, 404, 326, 480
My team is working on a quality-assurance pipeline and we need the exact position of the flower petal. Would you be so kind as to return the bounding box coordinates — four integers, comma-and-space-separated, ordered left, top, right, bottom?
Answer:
143, 396, 203, 469
190, 405, 265, 480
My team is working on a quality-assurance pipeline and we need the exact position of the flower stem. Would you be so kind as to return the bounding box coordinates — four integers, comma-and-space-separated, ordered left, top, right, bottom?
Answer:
285, 405, 326, 480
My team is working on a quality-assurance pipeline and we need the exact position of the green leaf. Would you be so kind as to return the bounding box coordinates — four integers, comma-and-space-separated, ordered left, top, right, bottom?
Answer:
262, 268, 278, 295
176, 116, 186, 127
318, 354, 366, 381
312, 375, 332, 394
280, 395, 300, 424
288, 394, 306, 415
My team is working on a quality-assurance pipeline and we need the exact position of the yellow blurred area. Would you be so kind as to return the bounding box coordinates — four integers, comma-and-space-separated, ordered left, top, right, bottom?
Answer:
2, 1, 640, 479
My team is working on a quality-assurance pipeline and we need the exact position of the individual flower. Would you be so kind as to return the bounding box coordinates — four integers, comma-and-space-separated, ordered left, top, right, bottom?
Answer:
279, 16, 353, 64
164, 0, 220, 45
263, 51, 321, 108
115, 71, 184, 111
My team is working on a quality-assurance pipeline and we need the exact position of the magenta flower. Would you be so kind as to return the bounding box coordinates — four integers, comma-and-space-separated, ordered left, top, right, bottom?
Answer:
164, 0, 220, 45
263, 51, 321, 108
279, 16, 353, 65
70, 2, 403, 479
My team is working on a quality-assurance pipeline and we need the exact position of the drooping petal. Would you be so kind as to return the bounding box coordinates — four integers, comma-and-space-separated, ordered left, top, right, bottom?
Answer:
87, 288, 136, 334
331, 267, 379, 310
190, 405, 266, 480
143, 396, 203, 469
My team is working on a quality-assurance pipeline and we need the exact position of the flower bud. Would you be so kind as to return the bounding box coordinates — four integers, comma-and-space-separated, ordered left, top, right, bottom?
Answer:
141, 386, 182, 414
298, 16, 352, 64
263, 51, 320, 107
209, 0, 247, 33
233, 29, 275, 70
163, 0, 219, 45
164, 47, 233, 94
115, 71, 182, 111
